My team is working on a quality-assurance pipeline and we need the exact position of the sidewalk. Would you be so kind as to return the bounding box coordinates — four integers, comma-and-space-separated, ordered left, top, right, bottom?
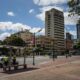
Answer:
0, 56, 80, 80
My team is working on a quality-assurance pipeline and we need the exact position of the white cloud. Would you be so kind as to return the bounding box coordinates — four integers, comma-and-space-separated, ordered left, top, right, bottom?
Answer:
7, 12, 15, 16
69, 30, 77, 39
36, 6, 63, 21
40, 6, 63, 12
36, 6, 79, 25
64, 29, 76, 39
39, 28, 45, 35
33, 0, 66, 6
0, 22, 45, 40
33, 0, 79, 25
36, 12, 45, 21
30, 27, 41, 33
69, 30, 76, 36
30, 27, 45, 35
0, 22, 31, 32
64, 12, 79, 25
29, 9, 34, 13
0, 32, 11, 41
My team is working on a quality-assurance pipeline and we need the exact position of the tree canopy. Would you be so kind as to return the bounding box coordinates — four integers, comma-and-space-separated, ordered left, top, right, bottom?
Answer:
73, 40, 80, 50
3, 35, 26, 46
77, 40, 80, 49
68, 0, 80, 15
0, 40, 3, 45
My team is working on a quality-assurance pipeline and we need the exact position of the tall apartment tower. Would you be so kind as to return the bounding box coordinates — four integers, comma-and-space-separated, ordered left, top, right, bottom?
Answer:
77, 19, 80, 40
45, 8, 64, 51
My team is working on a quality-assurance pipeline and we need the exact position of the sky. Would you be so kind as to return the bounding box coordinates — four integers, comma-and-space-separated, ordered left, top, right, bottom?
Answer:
0, 0, 79, 40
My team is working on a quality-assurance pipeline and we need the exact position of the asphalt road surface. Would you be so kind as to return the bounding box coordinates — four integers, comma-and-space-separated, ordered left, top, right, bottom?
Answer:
16, 56, 51, 65
0, 56, 80, 80
16, 56, 67, 65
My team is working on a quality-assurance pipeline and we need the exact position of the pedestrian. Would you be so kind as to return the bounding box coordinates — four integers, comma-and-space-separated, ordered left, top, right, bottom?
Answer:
52, 53, 55, 61
12, 55, 16, 65
3, 56, 9, 66
66, 49, 69, 58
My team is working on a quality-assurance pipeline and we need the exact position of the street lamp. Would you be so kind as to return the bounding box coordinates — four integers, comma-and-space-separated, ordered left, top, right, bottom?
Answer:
52, 39, 57, 61
32, 29, 42, 65
65, 27, 70, 58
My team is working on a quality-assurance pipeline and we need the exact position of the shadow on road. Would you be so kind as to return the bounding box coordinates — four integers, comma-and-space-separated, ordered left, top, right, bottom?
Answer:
2, 67, 39, 74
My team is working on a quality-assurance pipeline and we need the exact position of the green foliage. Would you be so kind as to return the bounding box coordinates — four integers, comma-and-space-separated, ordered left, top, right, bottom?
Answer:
0, 47, 9, 55
77, 41, 80, 49
73, 45, 78, 49
0, 40, 3, 45
23, 47, 30, 56
3, 35, 26, 46
73, 41, 80, 50
68, 0, 80, 15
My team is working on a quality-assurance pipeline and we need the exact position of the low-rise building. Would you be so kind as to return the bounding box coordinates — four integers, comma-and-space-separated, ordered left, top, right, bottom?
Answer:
12, 31, 57, 55
14, 30, 33, 45
36, 36, 55, 55
66, 39, 73, 50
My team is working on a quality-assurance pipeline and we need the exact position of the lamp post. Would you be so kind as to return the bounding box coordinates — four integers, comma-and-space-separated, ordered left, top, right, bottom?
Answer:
32, 29, 42, 65
65, 27, 69, 58
33, 33, 35, 65
8, 47, 13, 71
52, 44, 55, 61
52, 39, 56, 61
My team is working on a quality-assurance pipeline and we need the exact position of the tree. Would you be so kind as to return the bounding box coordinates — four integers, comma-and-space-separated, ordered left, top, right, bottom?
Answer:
0, 40, 3, 45
77, 41, 80, 49
68, 0, 80, 15
3, 35, 26, 46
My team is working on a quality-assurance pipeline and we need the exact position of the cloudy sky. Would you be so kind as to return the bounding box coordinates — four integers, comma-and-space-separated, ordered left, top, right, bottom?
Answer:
0, 0, 79, 40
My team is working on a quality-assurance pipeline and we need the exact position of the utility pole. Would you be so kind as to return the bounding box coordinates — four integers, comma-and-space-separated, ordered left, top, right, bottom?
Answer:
33, 33, 35, 65
32, 29, 42, 65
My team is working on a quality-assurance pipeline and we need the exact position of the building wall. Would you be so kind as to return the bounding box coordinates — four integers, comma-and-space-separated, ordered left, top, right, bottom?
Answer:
45, 8, 65, 52
36, 36, 54, 54
66, 32, 72, 40
13, 30, 57, 55
16, 30, 33, 44
66, 40, 73, 50
77, 23, 80, 40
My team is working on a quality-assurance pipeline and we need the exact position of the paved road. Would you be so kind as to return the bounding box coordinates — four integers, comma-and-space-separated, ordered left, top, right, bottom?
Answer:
0, 56, 80, 80
16, 56, 51, 65
16, 56, 67, 65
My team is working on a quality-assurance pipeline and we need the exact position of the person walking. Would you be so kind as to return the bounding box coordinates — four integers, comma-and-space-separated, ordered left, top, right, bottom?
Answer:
12, 55, 16, 65
3, 56, 9, 71
3, 56, 9, 66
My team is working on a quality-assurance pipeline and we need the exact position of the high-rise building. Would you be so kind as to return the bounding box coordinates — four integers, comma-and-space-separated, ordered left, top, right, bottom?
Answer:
45, 8, 65, 51
65, 32, 73, 50
77, 19, 80, 40
66, 32, 72, 40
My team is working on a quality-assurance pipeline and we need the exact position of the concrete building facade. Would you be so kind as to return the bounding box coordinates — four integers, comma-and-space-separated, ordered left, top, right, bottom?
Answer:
36, 36, 54, 55
66, 32, 72, 40
15, 30, 33, 44
45, 8, 65, 52
77, 19, 80, 40
65, 32, 73, 50
13, 31, 55, 55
